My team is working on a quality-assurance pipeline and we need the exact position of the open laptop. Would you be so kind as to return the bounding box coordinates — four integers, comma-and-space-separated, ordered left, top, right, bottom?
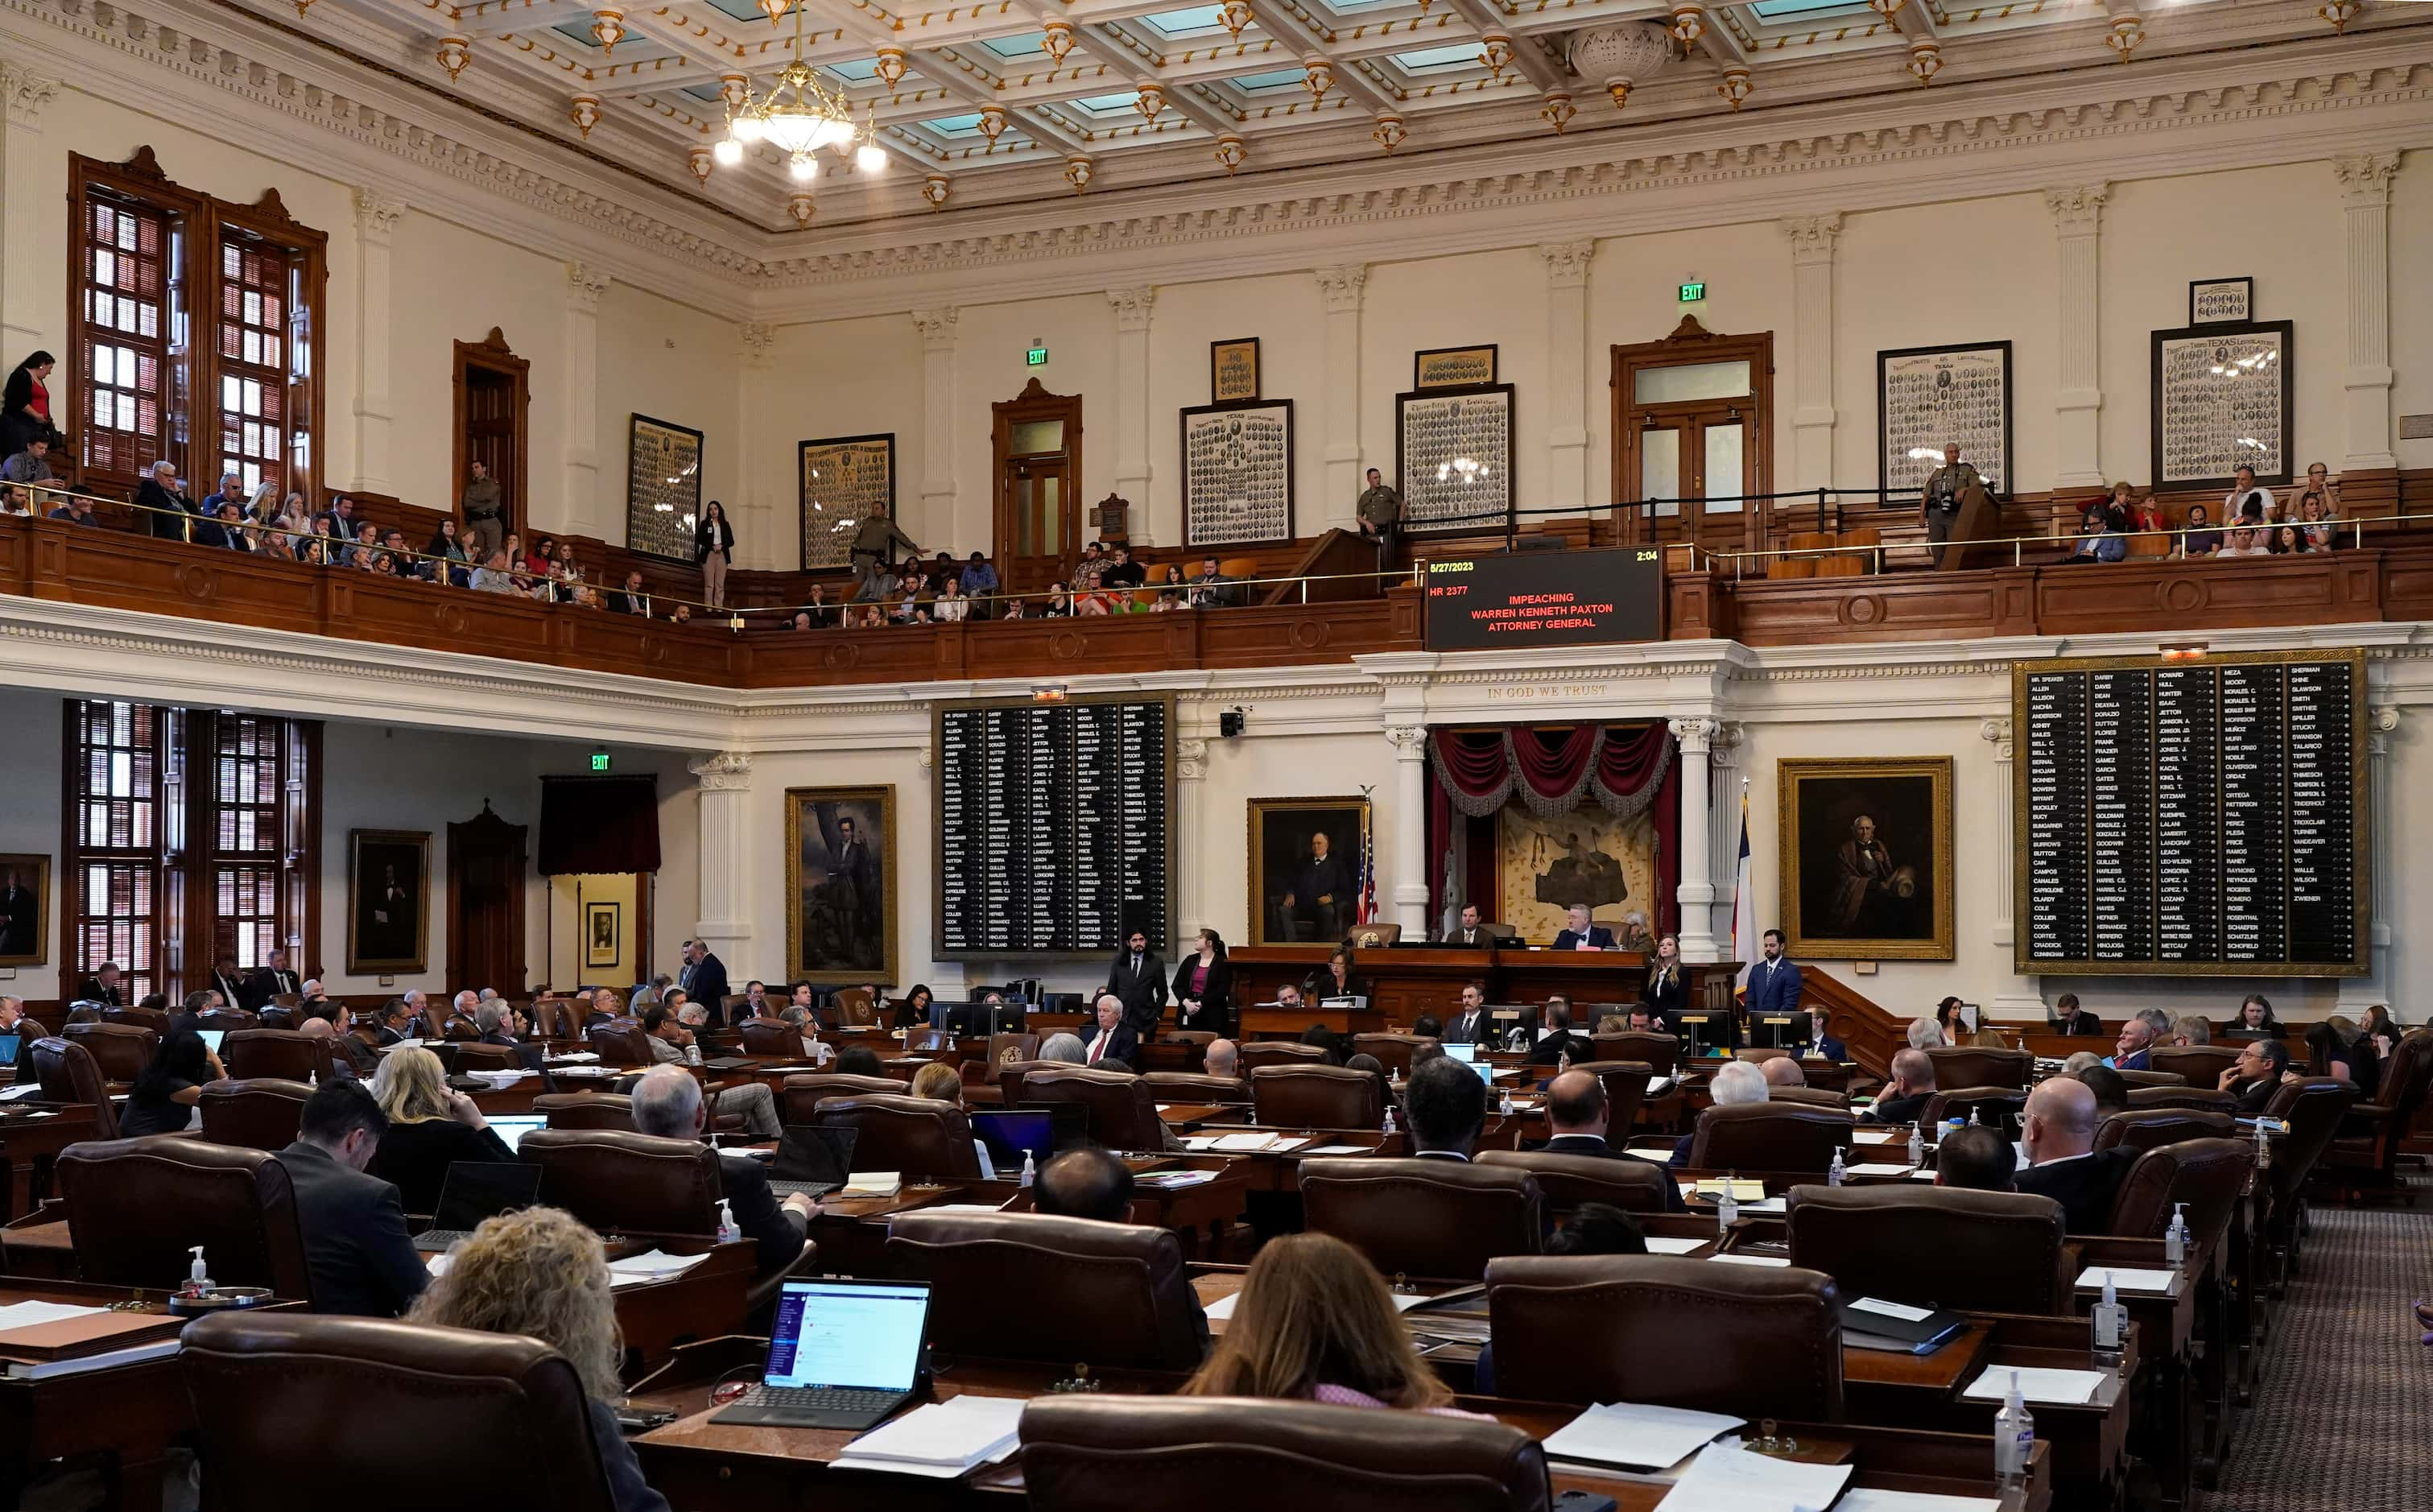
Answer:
196, 1029, 225, 1056
1441, 1042, 1478, 1064
411, 1161, 545, 1252
766, 1125, 857, 1199
0, 1034, 20, 1071
970, 1109, 1054, 1173
485, 1115, 547, 1155
710, 1278, 931, 1429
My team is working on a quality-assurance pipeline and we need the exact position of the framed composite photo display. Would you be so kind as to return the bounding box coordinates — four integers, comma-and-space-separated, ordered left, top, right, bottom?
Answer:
626, 412, 704, 563
799, 433, 894, 571
1181, 399, 1295, 547
347, 830, 430, 974
1415, 345, 1497, 390
2151, 320, 2294, 492
2189, 277, 2253, 324
785, 786, 897, 985
1877, 341, 2011, 497
1210, 338, 1260, 403
1777, 757, 1955, 962
1396, 384, 1515, 535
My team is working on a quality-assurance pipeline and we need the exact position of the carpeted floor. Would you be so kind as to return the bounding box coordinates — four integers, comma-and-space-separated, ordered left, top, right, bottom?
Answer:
2205, 1193, 2433, 1510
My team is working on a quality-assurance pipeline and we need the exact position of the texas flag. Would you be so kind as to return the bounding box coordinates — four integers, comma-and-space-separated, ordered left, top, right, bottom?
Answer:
1729, 786, 1753, 1003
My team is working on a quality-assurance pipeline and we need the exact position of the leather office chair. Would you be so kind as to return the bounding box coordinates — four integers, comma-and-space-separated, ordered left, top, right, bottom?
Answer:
1918, 1087, 2025, 1130
30, 1038, 118, 1138
887, 1211, 1206, 1370
1686, 1103, 1854, 1173
2127, 1085, 2239, 1114
1021, 1395, 1550, 1512
1250, 1064, 1382, 1129
780, 1073, 907, 1125
738, 1020, 799, 1057
521, 1129, 721, 1239
451, 1043, 516, 1072
256, 1006, 296, 1031
1484, 1254, 1844, 1420
533, 1093, 636, 1131
2115, 1068, 2187, 1089
197, 1006, 261, 1035
2095, 1107, 2235, 1154
1301, 1157, 1542, 1281
832, 988, 877, 1027
221, 1027, 328, 1083
1787, 1185, 2072, 1313
586, 1019, 654, 1068
905, 1027, 952, 1053
58, 1135, 312, 1302
812, 1093, 981, 1178
1237, 1042, 1328, 1074
2105, 1137, 2253, 1241
1589, 1031, 1677, 1080
1475, 1150, 1671, 1214
1766, 1084, 1852, 1111
440, 1015, 481, 1042
1564, 1060, 1654, 1132
1924, 1046, 2033, 1090
1021, 1066, 1164, 1151
1349, 1034, 1435, 1079
65, 1021, 156, 1084
994, 1059, 1063, 1108
974, 1032, 1042, 1081
720, 994, 752, 1023
1145, 1072, 1250, 1104
2320, 1029, 2433, 1196
181, 1312, 617, 1512
2150, 1045, 2242, 1087
197, 1079, 314, 1151
528, 999, 573, 1040
101, 1004, 171, 1035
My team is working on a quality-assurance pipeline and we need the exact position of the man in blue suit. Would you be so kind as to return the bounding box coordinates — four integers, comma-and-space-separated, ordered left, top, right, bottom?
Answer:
1745, 929, 1803, 1019
1551, 903, 1615, 952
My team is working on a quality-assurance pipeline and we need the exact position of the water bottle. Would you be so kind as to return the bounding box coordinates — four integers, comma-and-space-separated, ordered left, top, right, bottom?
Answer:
717, 1200, 741, 1246
1019, 1151, 1037, 1188
2091, 1273, 2126, 1372
1828, 1147, 1847, 1188
686, 1042, 703, 1067
1993, 1371, 2035, 1489
1907, 1125, 1925, 1168
1716, 1171, 1741, 1233
2164, 1204, 2189, 1267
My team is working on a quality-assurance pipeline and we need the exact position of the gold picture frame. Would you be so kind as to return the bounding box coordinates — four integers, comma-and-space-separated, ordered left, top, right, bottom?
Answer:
347, 830, 431, 974
1210, 337, 1260, 403
785, 786, 898, 986
584, 901, 622, 969
1777, 758, 1955, 960
1414, 344, 1498, 390
1248, 796, 1373, 948
0, 853, 51, 968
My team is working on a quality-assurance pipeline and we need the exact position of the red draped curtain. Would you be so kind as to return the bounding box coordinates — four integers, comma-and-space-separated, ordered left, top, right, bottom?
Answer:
1425, 724, 1681, 935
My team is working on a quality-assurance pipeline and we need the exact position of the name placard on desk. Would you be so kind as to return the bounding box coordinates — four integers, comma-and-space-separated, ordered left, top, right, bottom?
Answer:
2014, 649, 2365, 977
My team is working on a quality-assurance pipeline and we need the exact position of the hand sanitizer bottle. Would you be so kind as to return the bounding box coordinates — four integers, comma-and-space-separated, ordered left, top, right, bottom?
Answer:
2164, 1204, 2189, 1267
1019, 1151, 1037, 1188
1994, 1371, 2035, 1489
183, 1246, 213, 1298
1382, 1106, 1397, 1138
1716, 1171, 1741, 1233
1828, 1147, 1847, 1188
1908, 1124, 1926, 1167
2253, 1120, 2272, 1171
717, 1200, 741, 1246
1498, 1085, 1515, 1118
2092, 1273, 2127, 1371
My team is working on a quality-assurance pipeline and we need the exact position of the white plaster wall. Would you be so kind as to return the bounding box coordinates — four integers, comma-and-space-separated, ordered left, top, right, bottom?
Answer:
595, 283, 744, 558
952, 295, 1117, 556
0, 691, 64, 998
1143, 274, 1328, 549
2387, 151, 2433, 472
745, 313, 923, 567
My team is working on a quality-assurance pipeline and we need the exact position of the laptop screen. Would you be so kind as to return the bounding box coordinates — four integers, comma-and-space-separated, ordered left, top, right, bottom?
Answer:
772, 1125, 856, 1184
765, 1280, 930, 1391
196, 1029, 225, 1056
485, 1116, 547, 1155
1442, 1042, 1477, 1063
969, 1110, 1053, 1171
429, 1161, 544, 1232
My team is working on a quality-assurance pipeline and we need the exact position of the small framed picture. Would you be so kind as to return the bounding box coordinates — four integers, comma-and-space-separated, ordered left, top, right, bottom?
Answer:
2189, 277, 2253, 324
584, 901, 622, 969
1414, 345, 1498, 390
1210, 337, 1260, 404
0, 853, 50, 967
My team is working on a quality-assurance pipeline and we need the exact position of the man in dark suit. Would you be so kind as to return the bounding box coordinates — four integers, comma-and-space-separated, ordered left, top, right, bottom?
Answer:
0, 867, 35, 958
1274, 831, 1353, 943
2109, 1018, 2157, 1072
631, 1066, 811, 1273
1745, 929, 1803, 1019
2014, 1077, 2134, 1235
1861, 1049, 1936, 1125
77, 962, 124, 1007
1104, 929, 1167, 1037
276, 1082, 430, 1317
2048, 993, 2100, 1037
1551, 904, 1615, 952
204, 952, 247, 1014
241, 948, 299, 1013
1537, 1069, 1687, 1212
138, 461, 197, 540
678, 939, 731, 1026
1525, 1000, 1591, 1068
1441, 904, 1497, 948
1081, 994, 1138, 1070
1406, 1057, 1486, 1161
1804, 1006, 1849, 1063
1444, 981, 1493, 1046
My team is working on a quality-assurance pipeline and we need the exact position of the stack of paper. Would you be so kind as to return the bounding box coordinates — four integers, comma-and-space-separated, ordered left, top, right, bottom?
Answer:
844, 1171, 903, 1198
1708, 1254, 1794, 1268
1182, 1134, 1225, 1151
1961, 1365, 2105, 1405
1646, 1077, 1675, 1095
1692, 1179, 1766, 1201
832, 1394, 1026, 1478
1642, 1236, 1709, 1256
1845, 1163, 1914, 1177
606, 1250, 713, 1289
1542, 1401, 1745, 1473
1135, 1169, 1218, 1189
1212, 1132, 1309, 1154
2076, 1266, 2177, 1293
0, 1084, 45, 1102
1834, 1492, 1998, 1511
548, 1051, 601, 1064
1654, 1442, 1853, 1511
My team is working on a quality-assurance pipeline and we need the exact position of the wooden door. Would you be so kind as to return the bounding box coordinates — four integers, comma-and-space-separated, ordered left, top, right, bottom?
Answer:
453, 329, 531, 536
1635, 407, 1753, 554
992, 379, 1083, 590
1613, 316, 1773, 554
446, 804, 527, 999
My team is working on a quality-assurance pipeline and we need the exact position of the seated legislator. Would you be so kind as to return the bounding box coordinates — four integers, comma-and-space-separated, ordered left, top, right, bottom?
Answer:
1032, 1146, 1137, 1223
2110, 1017, 2158, 1071
1535, 1068, 1686, 1212
2013, 1077, 2134, 1234
2077, 1065, 2129, 1118
368, 1046, 516, 1215
2225, 994, 2286, 1039
638, 1007, 782, 1138
630, 1065, 811, 1273
1304, 949, 1369, 1005
1081, 994, 1139, 1069
1934, 1125, 2017, 1193
908, 1060, 964, 1105
1407, 1056, 1487, 1161
118, 1028, 227, 1138
404, 1207, 672, 1512
1670, 1059, 1767, 1167
1524, 1000, 1592, 1069
277, 1081, 430, 1317
1179, 1232, 1470, 1415
1863, 1050, 1936, 1125
1441, 903, 1497, 948
1551, 903, 1614, 952
1444, 981, 1493, 1047
2049, 993, 2102, 1037
2220, 1037, 2296, 1114
1203, 1038, 1241, 1080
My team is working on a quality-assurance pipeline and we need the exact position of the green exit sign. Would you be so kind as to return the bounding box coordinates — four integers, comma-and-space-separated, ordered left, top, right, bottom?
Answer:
590, 752, 612, 772
1679, 281, 1706, 304
1025, 345, 1049, 366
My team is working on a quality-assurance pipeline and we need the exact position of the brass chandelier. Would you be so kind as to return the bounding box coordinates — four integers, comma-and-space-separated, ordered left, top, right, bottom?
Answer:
711, 2, 886, 192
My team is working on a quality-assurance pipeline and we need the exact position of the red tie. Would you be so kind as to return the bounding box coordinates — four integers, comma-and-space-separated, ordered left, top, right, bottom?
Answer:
1089, 1035, 1105, 1064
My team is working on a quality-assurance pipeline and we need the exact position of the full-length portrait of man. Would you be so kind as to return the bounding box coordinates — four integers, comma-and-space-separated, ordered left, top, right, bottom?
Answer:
1830, 814, 1898, 934
802, 808, 883, 973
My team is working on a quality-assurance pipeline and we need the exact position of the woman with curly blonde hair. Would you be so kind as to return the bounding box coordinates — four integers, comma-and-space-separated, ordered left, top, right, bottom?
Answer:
406, 1207, 669, 1512
364, 1044, 513, 1216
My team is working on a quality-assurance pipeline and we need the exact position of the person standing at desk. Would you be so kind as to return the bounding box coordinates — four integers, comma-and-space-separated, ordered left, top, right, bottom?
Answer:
1551, 903, 1614, 951
1745, 929, 1803, 1020
1640, 932, 1688, 1027
1105, 927, 1168, 1037
1171, 927, 1234, 1035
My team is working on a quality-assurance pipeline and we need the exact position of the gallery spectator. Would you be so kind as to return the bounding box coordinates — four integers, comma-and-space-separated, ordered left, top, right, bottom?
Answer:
2, 349, 56, 460
2295, 489, 2337, 550
2216, 524, 2270, 559
1102, 543, 1146, 591
47, 491, 97, 527
2062, 503, 2124, 564
959, 551, 998, 609
2223, 464, 2274, 525
2113, 482, 2165, 536
470, 550, 518, 593
0, 433, 53, 489
932, 578, 969, 622
1187, 556, 1239, 609
2267, 524, 2311, 556
140, 461, 196, 541
2180, 502, 2220, 557
1042, 583, 1072, 617
1150, 564, 1188, 611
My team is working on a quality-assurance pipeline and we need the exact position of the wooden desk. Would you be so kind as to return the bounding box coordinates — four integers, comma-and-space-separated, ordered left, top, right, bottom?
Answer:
801, 1166, 1251, 1277
1229, 947, 1732, 1027
0, 1105, 97, 1221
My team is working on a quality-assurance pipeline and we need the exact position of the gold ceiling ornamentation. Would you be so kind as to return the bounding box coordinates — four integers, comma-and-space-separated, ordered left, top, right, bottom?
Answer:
590, 8, 626, 54
1716, 64, 1753, 110
435, 34, 472, 82
1064, 155, 1096, 193
1214, 133, 1247, 173
1372, 111, 1407, 154
1907, 36, 1946, 83
1137, 82, 1167, 121
786, 190, 815, 227
1221, 1, 1254, 39
1303, 56, 1334, 101
921, 174, 951, 211
1043, 19, 1076, 63
568, 93, 602, 138
1539, 89, 1576, 134
1670, 5, 1707, 46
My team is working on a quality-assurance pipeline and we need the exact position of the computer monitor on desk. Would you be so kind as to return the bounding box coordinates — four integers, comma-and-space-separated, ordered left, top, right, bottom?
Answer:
1676, 1012, 1723, 1057
1749, 1014, 1799, 1051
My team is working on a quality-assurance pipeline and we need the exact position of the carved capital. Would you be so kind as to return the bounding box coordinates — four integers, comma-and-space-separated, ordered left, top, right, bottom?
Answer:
1777, 213, 1840, 262
687, 751, 751, 791
915, 743, 935, 771
1667, 716, 1719, 752
1106, 286, 1157, 333
353, 187, 407, 244
566, 260, 611, 312
2333, 151, 2402, 209
1705, 719, 1745, 769
1314, 263, 1368, 314
911, 306, 958, 349
738, 320, 778, 366
2366, 704, 2398, 758
1980, 715, 2014, 762
0, 62, 62, 126
1386, 724, 1427, 755
2043, 182, 2109, 234
1177, 737, 1210, 781
1537, 238, 1596, 290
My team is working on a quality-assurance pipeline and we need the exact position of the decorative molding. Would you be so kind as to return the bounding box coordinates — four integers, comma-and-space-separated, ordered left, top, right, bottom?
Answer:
1778, 212, 1840, 262
911, 306, 958, 348
738, 320, 777, 366
0, 59, 60, 125
352, 185, 405, 243
566, 260, 612, 312
1176, 736, 1210, 780
1980, 715, 2014, 762
1667, 715, 1719, 751
1107, 284, 1157, 333
687, 751, 753, 791
1537, 238, 1596, 289
2333, 149, 2402, 206
1706, 719, 1745, 769
2043, 181, 2109, 234
1314, 262, 1368, 314
1386, 724, 1427, 754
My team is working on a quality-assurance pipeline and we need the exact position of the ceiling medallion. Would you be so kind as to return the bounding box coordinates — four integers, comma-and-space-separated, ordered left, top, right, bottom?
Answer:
2102, 14, 2140, 61
435, 34, 472, 81
1539, 89, 1576, 134
1214, 133, 1247, 174
1906, 36, 1944, 83
568, 93, 602, 139
1669, 4, 1706, 45
1043, 20, 1076, 63
590, 8, 626, 53
1372, 112, 1407, 154
1568, 23, 1671, 111
1716, 64, 1752, 110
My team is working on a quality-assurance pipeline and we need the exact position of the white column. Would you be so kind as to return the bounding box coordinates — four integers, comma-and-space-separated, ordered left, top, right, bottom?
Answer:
1981, 717, 2043, 1019
1387, 724, 1430, 934
1175, 737, 1209, 933
2338, 706, 2400, 1012
1538, 241, 1596, 514
2043, 184, 2109, 491
1315, 264, 1368, 530
350, 189, 405, 494
1668, 718, 1719, 960
1106, 287, 1156, 544
737, 321, 778, 568
563, 262, 610, 538
0, 64, 60, 363
688, 752, 754, 963
911, 307, 958, 547
1778, 215, 1840, 496
2334, 153, 2402, 473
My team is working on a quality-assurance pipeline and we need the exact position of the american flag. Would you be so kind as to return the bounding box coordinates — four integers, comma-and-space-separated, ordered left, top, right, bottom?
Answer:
1357, 844, 1377, 927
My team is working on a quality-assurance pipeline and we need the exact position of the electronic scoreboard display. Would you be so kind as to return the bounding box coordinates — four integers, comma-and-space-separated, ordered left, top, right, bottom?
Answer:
1422, 547, 1666, 651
